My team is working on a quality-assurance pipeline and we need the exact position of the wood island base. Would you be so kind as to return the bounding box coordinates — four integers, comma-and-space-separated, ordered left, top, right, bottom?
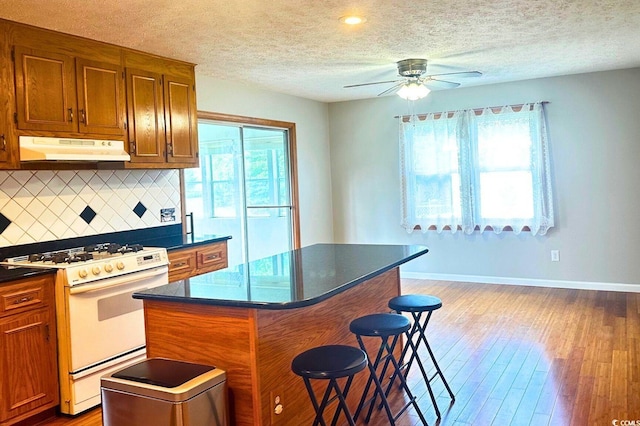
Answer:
142, 267, 401, 426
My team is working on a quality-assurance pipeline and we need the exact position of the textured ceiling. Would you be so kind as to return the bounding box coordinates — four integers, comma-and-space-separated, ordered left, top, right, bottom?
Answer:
1, 0, 639, 102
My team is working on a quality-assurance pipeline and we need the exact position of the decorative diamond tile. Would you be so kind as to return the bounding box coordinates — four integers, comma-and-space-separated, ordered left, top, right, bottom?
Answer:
0, 212, 11, 234
80, 206, 97, 224
133, 202, 147, 218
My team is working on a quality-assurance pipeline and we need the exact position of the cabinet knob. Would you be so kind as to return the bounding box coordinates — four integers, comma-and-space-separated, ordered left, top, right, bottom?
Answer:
0, 134, 5, 151
79, 109, 86, 123
67, 108, 74, 122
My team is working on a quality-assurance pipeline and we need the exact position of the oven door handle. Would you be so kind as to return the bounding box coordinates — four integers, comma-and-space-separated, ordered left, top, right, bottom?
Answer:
68, 266, 168, 295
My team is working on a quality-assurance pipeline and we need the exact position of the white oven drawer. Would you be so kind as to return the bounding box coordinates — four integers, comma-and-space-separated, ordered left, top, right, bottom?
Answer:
65, 348, 147, 415
66, 266, 168, 371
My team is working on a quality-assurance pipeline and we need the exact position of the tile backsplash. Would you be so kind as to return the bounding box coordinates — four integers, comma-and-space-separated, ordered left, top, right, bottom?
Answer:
0, 169, 181, 248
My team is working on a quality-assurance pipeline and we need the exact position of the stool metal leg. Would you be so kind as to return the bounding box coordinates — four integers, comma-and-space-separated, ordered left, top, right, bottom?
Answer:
330, 375, 357, 426
353, 335, 396, 424
302, 376, 358, 426
302, 377, 329, 426
393, 309, 455, 419
354, 334, 428, 425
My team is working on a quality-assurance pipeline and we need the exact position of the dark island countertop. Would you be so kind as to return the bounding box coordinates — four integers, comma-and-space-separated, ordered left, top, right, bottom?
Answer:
134, 243, 428, 310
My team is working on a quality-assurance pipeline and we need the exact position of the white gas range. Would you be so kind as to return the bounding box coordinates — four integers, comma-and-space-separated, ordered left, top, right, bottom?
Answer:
4, 243, 169, 415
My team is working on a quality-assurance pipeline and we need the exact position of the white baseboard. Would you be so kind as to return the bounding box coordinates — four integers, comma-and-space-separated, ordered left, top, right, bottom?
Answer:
399, 271, 640, 293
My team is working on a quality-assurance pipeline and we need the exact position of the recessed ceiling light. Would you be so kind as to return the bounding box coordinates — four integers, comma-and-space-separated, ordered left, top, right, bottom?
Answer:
339, 15, 367, 25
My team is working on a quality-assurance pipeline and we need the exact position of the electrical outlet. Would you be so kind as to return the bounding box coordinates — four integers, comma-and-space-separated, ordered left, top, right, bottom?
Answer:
551, 250, 560, 262
270, 390, 285, 424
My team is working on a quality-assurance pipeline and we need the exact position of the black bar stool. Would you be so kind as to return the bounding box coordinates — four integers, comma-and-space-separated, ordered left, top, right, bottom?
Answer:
388, 294, 455, 418
291, 344, 368, 426
349, 313, 427, 425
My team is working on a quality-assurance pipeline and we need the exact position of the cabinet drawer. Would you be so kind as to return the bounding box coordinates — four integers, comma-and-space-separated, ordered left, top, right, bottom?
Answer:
196, 243, 227, 271
0, 277, 51, 317
167, 251, 196, 282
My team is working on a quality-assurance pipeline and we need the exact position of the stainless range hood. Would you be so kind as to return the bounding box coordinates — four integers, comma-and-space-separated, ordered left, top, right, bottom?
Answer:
19, 136, 131, 162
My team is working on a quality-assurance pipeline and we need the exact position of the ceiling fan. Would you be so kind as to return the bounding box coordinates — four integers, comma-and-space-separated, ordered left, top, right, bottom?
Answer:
344, 58, 482, 100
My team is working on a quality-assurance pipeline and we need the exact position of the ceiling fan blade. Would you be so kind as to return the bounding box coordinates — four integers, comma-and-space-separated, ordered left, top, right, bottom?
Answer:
425, 71, 482, 79
343, 79, 403, 89
377, 81, 407, 97
423, 79, 461, 89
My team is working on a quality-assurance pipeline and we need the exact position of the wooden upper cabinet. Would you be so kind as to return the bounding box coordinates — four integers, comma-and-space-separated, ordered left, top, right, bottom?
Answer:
13, 46, 125, 136
14, 46, 77, 133
76, 58, 125, 136
125, 68, 166, 163
165, 75, 198, 165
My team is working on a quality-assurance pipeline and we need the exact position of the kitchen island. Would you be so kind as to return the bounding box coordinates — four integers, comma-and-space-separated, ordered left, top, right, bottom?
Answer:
134, 243, 428, 425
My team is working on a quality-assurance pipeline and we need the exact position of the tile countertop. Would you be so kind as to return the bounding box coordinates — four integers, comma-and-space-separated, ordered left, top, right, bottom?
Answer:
0, 266, 55, 285
133, 243, 429, 310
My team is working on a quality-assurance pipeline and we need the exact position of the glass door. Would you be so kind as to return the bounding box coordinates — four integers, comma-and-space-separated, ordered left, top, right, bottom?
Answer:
184, 120, 295, 268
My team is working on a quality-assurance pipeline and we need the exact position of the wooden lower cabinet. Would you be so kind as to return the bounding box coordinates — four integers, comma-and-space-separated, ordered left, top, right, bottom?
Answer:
168, 241, 228, 282
0, 274, 58, 426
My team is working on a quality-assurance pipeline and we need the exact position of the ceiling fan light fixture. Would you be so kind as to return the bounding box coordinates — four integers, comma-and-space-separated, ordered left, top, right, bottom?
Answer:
397, 82, 430, 100
339, 15, 366, 25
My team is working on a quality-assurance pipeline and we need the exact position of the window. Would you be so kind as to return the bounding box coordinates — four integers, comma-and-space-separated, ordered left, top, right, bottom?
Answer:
400, 102, 554, 235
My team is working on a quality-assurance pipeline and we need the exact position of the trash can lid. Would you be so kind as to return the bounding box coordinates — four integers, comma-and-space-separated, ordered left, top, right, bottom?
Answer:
101, 358, 227, 402
112, 358, 215, 388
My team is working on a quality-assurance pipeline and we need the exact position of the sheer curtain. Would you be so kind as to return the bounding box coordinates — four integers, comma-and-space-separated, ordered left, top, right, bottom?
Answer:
400, 102, 554, 236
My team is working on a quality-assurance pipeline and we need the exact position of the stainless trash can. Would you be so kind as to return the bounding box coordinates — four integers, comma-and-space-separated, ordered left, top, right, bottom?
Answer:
101, 358, 228, 426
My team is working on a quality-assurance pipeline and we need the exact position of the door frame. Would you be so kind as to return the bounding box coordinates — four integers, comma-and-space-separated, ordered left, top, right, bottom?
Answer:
179, 111, 301, 250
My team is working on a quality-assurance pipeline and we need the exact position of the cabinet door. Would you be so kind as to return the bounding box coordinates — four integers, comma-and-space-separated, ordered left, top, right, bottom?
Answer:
13, 46, 77, 133
76, 58, 125, 136
164, 74, 198, 165
0, 308, 58, 422
125, 68, 165, 163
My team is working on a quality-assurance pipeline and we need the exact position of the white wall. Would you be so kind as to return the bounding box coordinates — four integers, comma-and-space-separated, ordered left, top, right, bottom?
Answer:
195, 74, 334, 247
328, 68, 640, 289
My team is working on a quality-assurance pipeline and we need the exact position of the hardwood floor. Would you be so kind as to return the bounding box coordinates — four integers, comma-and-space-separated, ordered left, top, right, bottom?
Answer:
37, 279, 639, 425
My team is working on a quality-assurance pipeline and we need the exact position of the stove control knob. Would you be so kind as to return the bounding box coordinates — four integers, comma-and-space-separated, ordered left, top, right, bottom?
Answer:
104, 264, 114, 273
92, 266, 101, 276
116, 261, 125, 271
78, 269, 88, 279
